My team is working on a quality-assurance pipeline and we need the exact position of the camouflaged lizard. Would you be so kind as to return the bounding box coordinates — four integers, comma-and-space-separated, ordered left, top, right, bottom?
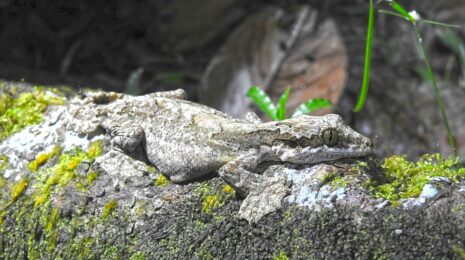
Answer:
67, 89, 373, 197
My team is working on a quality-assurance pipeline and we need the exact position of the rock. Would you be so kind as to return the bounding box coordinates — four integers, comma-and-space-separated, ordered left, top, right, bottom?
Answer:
238, 174, 289, 223
1, 82, 465, 259
419, 183, 439, 199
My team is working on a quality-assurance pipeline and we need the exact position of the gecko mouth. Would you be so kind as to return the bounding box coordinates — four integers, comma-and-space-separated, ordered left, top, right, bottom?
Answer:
276, 145, 373, 164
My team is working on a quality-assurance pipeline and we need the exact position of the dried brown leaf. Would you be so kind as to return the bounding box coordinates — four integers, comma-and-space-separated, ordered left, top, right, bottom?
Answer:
200, 6, 347, 118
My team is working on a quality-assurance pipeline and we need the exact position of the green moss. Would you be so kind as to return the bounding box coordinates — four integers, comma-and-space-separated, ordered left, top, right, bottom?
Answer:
146, 165, 157, 174
0, 154, 9, 172
0, 87, 64, 141
331, 176, 347, 188
44, 207, 59, 235
159, 237, 181, 256
0, 210, 4, 226
370, 154, 465, 202
197, 183, 235, 214
129, 252, 146, 260
195, 182, 212, 198
102, 245, 120, 259
102, 199, 118, 219
86, 140, 103, 158
86, 171, 99, 185
274, 250, 289, 260
196, 246, 214, 260
33, 141, 103, 207
28, 145, 61, 172
10, 177, 28, 203
0, 176, 5, 189
452, 245, 465, 259
281, 206, 297, 224
154, 174, 169, 187
222, 184, 235, 194
201, 194, 222, 213
321, 172, 347, 188
193, 219, 206, 230
321, 172, 337, 186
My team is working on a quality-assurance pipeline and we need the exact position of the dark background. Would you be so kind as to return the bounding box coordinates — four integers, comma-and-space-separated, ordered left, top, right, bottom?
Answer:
1, 0, 465, 159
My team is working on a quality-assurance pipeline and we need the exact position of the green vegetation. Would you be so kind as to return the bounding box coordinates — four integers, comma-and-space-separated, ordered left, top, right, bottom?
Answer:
222, 184, 235, 195
196, 246, 214, 260
354, 0, 460, 156
195, 183, 235, 214
438, 29, 465, 83
321, 172, 347, 188
86, 171, 99, 185
146, 165, 157, 174
331, 176, 348, 188
353, 0, 374, 113
0, 154, 8, 174
9, 177, 28, 204
129, 252, 146, 260
247, 86, 331, 121
28, 145, 61, 172
154, 174, 170, 187
273, 250, 289, 260
0, 87, 64, 141
101, 199, 118, 219
452, 245, 465, 259
33, 141, 103, 207
369, 154, 465, 202
201, 195, 222, 213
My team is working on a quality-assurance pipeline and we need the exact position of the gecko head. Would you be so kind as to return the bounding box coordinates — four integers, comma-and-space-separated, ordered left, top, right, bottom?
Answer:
271, 114, 373, 164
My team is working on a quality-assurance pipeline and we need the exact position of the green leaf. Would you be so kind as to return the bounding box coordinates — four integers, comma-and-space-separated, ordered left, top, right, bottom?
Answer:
246, 86, 277, 120
291, 98, 332, 118
438, 29, 465, 81
412, 66, 434, 82
389, 1, 415, 23
276, 87, 291, 120
354, 0, 375, 112
124, 67, 144, 95
156, 71, 184, 85
420, 19, 460, 28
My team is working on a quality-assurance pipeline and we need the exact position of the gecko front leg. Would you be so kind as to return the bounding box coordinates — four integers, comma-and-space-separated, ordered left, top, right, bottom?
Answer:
147, 89, 188, 99
101, 121, 145, 153
218, 146, 275, 198
243, 112, 262, 124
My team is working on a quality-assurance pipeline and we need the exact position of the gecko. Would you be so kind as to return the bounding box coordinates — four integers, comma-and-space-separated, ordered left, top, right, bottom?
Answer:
67, 89, 373, 197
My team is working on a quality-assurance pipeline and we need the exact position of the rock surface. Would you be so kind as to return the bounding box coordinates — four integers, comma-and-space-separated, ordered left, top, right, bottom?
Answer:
1, 82, 465, 259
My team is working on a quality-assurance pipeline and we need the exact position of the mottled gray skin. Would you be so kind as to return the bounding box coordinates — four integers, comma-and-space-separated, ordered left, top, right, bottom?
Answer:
67, 89, 373, 197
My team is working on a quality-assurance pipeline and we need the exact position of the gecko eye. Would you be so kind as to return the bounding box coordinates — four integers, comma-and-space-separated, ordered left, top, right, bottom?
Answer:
321, 128, 339, 147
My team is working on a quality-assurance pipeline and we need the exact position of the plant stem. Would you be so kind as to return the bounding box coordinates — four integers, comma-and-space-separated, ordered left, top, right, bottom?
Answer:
354, 0, 375, 112
413, 25, 457, 157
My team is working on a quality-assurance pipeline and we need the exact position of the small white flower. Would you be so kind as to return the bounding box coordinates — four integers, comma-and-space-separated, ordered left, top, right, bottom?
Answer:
409, 10, 421, 21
